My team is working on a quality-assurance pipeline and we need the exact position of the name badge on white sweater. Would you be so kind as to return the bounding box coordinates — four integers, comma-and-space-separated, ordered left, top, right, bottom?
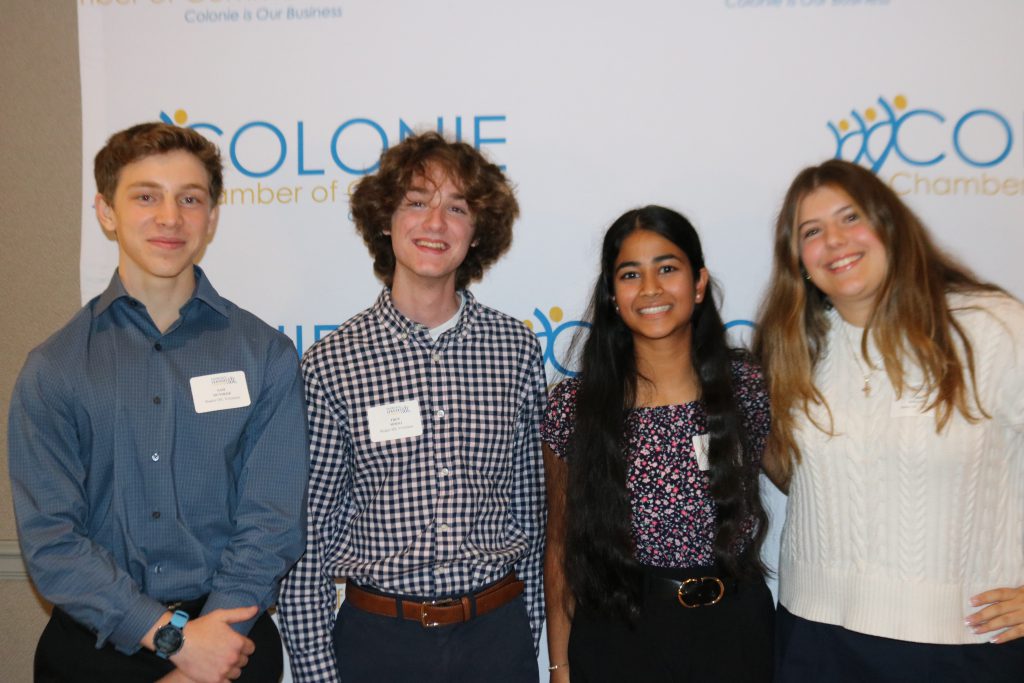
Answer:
692, 434, 710, 471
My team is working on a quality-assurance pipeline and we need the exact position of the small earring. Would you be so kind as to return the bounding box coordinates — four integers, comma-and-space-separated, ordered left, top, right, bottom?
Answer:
614, 304, 620, 312
382, 230, 391, 237
470, 240, 479, 248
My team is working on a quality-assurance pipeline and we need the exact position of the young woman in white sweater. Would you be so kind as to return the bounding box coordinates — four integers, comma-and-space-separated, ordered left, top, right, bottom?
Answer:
754, 159, 1024, 681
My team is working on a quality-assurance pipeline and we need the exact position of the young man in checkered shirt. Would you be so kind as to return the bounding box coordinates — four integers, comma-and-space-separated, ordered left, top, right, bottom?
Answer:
279, 132, 547, 682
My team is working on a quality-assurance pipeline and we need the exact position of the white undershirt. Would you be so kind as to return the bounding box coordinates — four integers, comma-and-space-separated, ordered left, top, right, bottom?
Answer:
428, 292, 465, 341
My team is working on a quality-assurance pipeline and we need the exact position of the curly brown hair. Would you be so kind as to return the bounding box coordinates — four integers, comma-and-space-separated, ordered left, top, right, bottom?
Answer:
350, 132, 519, 289
94, 122, 223, 204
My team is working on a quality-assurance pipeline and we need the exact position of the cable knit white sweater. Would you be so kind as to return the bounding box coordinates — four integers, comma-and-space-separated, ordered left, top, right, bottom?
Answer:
778, 292, 1024, 644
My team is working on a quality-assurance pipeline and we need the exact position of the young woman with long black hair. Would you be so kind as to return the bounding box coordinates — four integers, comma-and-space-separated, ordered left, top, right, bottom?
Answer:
542, 206, 773, 682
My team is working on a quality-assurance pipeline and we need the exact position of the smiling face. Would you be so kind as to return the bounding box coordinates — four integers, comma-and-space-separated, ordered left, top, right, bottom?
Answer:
612, 228, 709, 346
797, 184, 888, 326
96, 149, 218, 295
388, 162, 476, 295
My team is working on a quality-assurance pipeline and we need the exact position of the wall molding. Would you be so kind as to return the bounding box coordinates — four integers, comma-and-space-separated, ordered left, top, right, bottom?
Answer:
0, 540, 28, 580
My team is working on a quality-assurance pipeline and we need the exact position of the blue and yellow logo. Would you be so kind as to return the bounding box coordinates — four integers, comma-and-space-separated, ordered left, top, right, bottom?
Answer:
829, 95, 1014, 172
159, 108, 509, 207
829, 95, 1022, 197
160, 109, 507, 179
524, 306, 591, 377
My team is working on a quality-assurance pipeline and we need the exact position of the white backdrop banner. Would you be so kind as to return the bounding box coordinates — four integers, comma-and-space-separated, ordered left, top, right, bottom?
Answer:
78, 0, 1024, 678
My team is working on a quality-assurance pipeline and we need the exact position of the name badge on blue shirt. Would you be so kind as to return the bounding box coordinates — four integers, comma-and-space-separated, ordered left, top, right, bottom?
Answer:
190, 371, 251, 414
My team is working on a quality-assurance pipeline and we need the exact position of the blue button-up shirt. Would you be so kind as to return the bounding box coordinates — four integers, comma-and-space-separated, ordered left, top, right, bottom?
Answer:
8, 268, 309, 654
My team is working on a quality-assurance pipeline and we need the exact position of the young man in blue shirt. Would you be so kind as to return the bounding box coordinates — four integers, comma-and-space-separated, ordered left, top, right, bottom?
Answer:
8, 122, 309, 683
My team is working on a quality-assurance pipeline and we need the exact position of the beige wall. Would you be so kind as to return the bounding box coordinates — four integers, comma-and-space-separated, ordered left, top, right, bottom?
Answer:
1, 2, 81, 680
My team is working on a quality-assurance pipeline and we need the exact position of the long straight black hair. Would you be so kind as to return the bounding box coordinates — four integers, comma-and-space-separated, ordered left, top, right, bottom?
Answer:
565, 205, 768, 620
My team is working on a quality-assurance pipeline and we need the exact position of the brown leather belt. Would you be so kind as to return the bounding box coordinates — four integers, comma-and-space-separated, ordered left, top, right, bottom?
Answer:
344, 574, 524, 628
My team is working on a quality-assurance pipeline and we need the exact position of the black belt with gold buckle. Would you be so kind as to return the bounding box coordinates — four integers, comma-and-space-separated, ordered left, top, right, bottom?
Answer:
647, 574, 733, 608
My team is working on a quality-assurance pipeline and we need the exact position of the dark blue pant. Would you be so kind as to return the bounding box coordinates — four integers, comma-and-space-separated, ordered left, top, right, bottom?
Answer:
776, 604, 1024, 683
332, 593, 537, 683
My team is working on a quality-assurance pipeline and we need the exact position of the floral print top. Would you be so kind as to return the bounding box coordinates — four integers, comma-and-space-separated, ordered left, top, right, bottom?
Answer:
541, 359, 770, 568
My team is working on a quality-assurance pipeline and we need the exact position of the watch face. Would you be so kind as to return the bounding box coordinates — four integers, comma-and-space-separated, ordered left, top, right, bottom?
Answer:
154, 623, 185, 657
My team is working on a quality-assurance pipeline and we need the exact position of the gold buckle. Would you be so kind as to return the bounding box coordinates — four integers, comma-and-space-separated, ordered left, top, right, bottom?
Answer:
419, 597, 459, 627
676, 577, 726, 608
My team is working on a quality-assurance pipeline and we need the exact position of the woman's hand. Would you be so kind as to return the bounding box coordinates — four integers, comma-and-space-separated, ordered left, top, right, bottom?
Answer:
966, 585, 1024, 643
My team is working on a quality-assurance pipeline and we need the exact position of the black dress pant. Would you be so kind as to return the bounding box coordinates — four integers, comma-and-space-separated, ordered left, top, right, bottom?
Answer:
35, 599, 282, 683
567, 566, 775, 683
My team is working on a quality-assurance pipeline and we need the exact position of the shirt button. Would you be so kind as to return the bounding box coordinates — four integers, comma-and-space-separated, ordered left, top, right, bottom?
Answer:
440, 467, 450, 477
152, 511, 161, 519
153, 564, 162, 574
153, 396, 161, 405
431, 353, 441, 363
398, 332, 408, 340
437, 565, 448, 573
439, 523, 449, 532
154, 343, 162, 351
435, 409, 445, 419
151, 452, 160, 462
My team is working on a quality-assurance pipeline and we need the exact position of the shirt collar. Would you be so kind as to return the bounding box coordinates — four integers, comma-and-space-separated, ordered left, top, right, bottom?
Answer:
93, 266, 230, 319
372, 287, 480, 342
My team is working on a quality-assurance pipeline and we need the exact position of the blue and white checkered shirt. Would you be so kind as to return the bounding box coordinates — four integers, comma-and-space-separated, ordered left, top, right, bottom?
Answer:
279, 289, 547, 682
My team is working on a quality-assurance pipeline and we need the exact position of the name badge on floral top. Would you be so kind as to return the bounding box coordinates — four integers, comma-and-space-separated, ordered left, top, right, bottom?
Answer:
190, 371, 251, 414
367, 399, 423, 443
692, 433, 710, 471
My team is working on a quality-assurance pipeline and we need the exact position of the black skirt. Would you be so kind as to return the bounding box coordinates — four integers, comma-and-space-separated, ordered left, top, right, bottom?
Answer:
568, 565, 774, 683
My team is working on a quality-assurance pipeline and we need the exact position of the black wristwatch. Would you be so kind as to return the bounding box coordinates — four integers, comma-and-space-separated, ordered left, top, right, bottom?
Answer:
154, 610, 189, 659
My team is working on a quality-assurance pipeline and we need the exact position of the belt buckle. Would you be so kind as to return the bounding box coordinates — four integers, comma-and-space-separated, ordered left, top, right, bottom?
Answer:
420, 597, 459, 628
676, 577, 726, 608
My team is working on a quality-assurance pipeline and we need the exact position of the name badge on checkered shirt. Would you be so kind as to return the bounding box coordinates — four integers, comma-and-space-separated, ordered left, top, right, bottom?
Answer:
366, 399, 424, 443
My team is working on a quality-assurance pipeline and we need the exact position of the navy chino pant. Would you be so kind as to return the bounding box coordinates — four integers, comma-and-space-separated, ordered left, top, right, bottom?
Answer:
332, 590, 537, 683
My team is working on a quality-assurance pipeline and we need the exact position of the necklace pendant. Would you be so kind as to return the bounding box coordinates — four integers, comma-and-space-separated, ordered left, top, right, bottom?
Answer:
862, 378, 871, 397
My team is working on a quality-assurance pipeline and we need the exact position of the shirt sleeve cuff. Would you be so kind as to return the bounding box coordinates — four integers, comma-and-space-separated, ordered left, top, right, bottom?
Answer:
107, 594, 168, 655
200, 591, 261, 635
